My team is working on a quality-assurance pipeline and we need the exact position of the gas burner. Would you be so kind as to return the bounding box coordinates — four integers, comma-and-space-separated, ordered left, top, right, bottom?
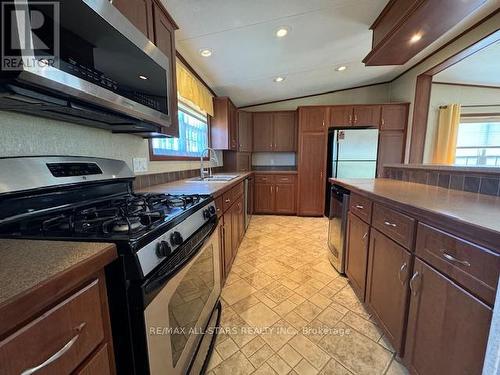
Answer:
165, 194, 201, 210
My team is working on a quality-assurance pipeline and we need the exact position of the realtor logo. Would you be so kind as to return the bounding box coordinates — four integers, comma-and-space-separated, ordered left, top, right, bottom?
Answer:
1, 1, 59, 71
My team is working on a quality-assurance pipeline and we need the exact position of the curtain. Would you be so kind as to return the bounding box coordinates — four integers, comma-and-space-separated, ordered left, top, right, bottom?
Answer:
176, 60, 214, 116
432, 104, 461, 164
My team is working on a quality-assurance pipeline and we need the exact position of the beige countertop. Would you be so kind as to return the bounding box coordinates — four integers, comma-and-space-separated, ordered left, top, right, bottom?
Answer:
330, 178, 500, 246
0, 239, 116, 307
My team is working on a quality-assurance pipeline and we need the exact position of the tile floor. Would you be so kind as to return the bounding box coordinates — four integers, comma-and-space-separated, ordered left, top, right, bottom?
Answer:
206, 215, 409, 375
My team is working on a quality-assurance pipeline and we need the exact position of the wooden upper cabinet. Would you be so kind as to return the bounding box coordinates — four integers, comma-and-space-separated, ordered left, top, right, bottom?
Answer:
377, 131, 405, 177
252, 111, 296, 152
112, 0, 154, 39
298, 107, 328, 132
238, 111, 253, 152
297, 132, 326, 216
380, 104, 408, 131
353, 106, 381, 127
346, 213, 370, 301
152, 2, 179, 134
253, 112, 274, 152
405, 258, 492, 375
366, 228, 411, 353
330, 106, 352, 127
273, 111, 296, 151
211, 97, 237, 150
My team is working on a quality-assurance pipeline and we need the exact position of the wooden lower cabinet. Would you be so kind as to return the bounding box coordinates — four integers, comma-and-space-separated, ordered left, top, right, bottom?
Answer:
254, 183, 274, 213
366, 228, 411, 353
345, 213, 370, 300
254, 175, 296, 214
404, 258, 492, 375
274, 184, 296, 214
222, 211, 233, 280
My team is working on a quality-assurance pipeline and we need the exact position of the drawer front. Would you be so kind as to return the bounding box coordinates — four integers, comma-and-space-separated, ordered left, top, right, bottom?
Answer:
274, 174, 295, 184
222, 189, 234, 212
75, 344, 111, 375
416, 223, 500, 305
255, 174, 275, 184
0, 280, 104, 375
231, 181, 244, 199
350, 193, 372, 224
372, 203, 415, 249
215, 196, 223, 217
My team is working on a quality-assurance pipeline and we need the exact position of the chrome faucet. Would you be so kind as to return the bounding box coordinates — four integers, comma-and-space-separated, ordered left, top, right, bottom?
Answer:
200, 148, 219, 179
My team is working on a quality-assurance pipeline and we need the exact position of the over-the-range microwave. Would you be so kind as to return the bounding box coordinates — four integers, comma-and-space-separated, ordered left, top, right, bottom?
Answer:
0, 0, 173, 137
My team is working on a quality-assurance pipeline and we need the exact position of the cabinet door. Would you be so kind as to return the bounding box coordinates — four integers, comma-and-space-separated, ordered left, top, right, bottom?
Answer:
405, 259, 492, 375
252, 113, 274, 151
273, 112, 296, 151
229, 102, 238, 150
345, 213, 370, 300
219, 217, 226, 285
237, 197, 245, 243
152, 2, 179, 134
223, 212, 233, 276
297, 133, 326, 216
353, 105, 381, 127
377, 131, 405, 177
330, 106, 353, 127
274, 184, 296, 214
381, 105, 408, 131
231, 202, 240, 258
113, 0, 154, 39
254, 184, 275, 213
238, 111, 253, 152
366, 228, 411, 353
298, 107, 328, 132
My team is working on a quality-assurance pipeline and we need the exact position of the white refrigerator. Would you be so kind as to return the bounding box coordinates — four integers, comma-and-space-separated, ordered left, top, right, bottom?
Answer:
330, 128, 379, 179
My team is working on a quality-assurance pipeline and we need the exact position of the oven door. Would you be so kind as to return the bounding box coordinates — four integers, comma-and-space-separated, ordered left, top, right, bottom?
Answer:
143, 220, 221, 375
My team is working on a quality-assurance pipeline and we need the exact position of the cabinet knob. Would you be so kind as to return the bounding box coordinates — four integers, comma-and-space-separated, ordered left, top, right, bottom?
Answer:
381, 118, 385, 126
355, 204, 364, 210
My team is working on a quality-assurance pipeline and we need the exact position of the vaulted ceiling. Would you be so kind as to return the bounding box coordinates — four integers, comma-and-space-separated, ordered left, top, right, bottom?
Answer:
163, 0, 499, 107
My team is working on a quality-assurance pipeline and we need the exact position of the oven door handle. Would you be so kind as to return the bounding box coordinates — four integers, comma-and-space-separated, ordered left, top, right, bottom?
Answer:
142, 216, 219, 304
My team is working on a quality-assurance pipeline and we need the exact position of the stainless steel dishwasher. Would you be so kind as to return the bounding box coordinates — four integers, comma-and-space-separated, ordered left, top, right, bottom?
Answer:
328, 184, 350, 274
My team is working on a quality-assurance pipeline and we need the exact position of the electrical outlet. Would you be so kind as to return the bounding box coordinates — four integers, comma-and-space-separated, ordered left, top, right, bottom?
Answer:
132, 158, 148, 173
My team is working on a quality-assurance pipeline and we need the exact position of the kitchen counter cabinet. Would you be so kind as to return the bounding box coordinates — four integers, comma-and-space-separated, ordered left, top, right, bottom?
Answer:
345, 213, 370, 301
331, 177, 499, 372
0, 240, 117, 374
254, 174, 296, 214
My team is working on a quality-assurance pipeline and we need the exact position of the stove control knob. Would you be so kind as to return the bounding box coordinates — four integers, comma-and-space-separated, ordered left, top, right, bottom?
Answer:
208, 206, 216, 215
156, 241, 171, 258
170, 231, 183, 246
203, 208, 211, 219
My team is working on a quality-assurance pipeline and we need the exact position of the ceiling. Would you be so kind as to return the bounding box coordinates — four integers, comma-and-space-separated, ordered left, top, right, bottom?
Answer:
163, 0, 499, 107
433, 40, 500, 87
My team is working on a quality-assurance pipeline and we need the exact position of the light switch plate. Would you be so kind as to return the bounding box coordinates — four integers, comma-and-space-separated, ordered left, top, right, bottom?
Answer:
133, 157, 148, 173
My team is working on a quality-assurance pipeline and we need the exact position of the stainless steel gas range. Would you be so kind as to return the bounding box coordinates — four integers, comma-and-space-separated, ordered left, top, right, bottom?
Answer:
0, 156, 222, 375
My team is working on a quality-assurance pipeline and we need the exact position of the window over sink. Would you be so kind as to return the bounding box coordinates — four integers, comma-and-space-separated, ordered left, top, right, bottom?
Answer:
455, 116, 500, 167
150, 101, 209, 160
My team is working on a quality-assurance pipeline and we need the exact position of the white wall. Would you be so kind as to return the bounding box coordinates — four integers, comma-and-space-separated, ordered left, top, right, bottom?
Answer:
243, 84, 391, 111
425, 83, 500, 161
0, 111, 221, 174
389, 12, 500, 163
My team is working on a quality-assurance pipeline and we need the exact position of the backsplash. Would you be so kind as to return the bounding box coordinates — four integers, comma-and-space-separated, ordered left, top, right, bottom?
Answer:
384, 164, 500, 196
252, 152, 296, 166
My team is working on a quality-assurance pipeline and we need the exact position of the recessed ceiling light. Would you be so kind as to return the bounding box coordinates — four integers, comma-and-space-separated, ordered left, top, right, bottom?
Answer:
276, 27, 289, 38
139, 75, 148, 80
199, 48, 212, 57
335, 66, 347, 72
410, 33, 422, 43
273, 76, 285, 83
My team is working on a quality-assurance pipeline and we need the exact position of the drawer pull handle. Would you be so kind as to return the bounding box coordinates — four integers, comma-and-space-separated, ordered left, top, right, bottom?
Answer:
409, 272, 421, 296
20, 327, 83, 375
225, 199, 231, 203
362, 232, 368, 240
442, 251, 471, 267
355, 205, 364, 209
398, 262, 408, 285
384, 221, 397, 228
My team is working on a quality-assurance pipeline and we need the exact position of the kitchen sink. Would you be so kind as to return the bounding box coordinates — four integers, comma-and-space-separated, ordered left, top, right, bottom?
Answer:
187, 174, 239, 182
